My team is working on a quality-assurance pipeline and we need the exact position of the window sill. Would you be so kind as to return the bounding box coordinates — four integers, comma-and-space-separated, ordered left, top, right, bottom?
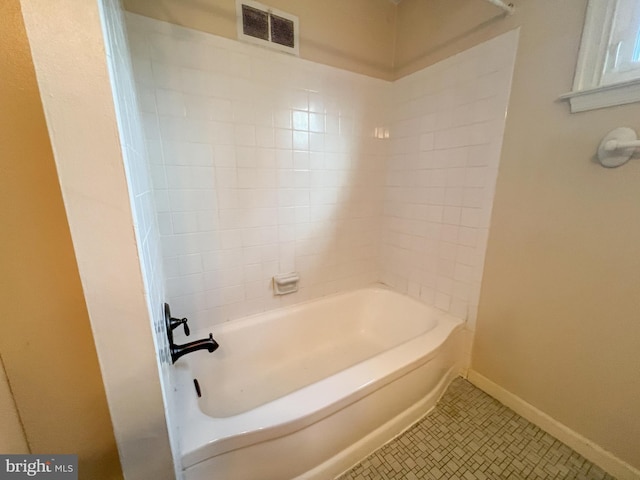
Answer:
559, 78, 640, 113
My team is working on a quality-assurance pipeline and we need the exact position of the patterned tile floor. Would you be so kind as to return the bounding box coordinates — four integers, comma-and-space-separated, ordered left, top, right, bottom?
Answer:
337, 378, 616, 480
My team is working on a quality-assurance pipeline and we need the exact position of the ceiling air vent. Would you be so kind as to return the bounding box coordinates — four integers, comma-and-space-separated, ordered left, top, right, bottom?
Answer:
236, 0, 299, 55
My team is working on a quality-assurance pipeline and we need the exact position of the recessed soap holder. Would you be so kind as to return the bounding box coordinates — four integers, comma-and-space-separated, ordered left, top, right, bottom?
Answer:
273, 272, 300, 295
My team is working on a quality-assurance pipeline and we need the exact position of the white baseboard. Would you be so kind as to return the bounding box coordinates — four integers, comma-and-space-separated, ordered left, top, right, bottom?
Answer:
467, 370, 640, 480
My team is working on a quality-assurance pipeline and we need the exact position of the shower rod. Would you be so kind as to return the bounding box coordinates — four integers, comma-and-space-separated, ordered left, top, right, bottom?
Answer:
392, 0, 514, 15
483, 0, 515, 15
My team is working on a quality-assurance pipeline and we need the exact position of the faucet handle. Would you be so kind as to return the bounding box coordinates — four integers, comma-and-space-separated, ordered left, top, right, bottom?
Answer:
169, 316, 190, 336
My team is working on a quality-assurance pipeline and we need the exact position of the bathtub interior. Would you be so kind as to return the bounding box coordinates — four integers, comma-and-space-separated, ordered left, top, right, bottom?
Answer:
185, 287, 440, 418
174, 287, 465, 479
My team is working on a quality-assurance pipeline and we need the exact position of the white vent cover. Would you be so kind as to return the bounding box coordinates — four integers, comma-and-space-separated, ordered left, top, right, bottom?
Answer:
236, 0, 299, 56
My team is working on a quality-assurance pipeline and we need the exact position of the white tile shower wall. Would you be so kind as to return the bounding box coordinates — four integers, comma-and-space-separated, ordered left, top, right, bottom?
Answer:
125, 13, 388, 330
99, 2, 180, 478
380, 30, 518, 330
126, 12, 517, 331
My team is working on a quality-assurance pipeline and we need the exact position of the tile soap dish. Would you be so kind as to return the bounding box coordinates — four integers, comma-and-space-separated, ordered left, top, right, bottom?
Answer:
273, 272, 300, 295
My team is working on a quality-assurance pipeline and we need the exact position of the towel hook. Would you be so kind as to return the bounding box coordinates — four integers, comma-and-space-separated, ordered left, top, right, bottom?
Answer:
597, 127, 640, 168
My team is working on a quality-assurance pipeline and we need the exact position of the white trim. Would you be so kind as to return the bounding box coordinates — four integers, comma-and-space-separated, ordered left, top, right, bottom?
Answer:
559, 77, 640, 113
235, 0, 299, 56
467, 370, 640, 480
561, 0, 640, 112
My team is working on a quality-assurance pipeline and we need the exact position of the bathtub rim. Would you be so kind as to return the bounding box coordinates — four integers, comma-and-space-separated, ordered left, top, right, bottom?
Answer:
173, 286, 464, 470
184, 284, 438, 341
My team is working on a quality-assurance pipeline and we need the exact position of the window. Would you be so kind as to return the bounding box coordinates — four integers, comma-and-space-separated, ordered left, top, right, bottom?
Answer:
236, 0, 299, 55
561, 0, 640, 112
602, 0, 640, 84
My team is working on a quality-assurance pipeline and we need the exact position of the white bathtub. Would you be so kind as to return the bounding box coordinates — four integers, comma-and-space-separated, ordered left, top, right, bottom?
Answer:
173, 285, 464, 480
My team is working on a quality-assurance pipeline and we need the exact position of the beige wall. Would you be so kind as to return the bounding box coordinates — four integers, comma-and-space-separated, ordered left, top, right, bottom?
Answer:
20, 0, 175, 477
123, 0, 397, 80
0, 1, 123, 478
0, 355, 27, 453
394, 0, 518, 79
396, 0, 640, 470
13, 0, 636, 475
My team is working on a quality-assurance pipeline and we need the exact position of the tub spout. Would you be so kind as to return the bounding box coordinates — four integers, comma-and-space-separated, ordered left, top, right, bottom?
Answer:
164, 302, 219, 364
170, 333, 219, 364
